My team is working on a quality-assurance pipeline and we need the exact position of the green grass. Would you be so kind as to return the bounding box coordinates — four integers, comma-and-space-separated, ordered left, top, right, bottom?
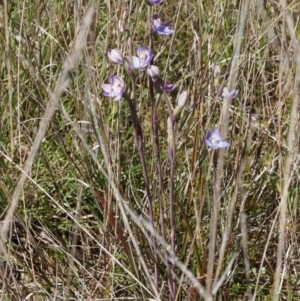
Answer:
0, 0, 300, 300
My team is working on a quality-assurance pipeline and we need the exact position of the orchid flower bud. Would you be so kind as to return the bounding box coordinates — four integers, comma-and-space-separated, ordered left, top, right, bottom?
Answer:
177, 90, 188, 108
221, 87, 239, 100
214, 65, 221, 78
147, 65, 160, 79
107, 49, 123, 64
173, 90, 188, 116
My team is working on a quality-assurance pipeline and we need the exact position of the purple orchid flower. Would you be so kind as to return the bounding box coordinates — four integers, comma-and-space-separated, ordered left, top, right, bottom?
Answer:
153, 79, 176, 93
126, 46, 153, 69
101, 75, 125, 101
151, 14, 174, 35
219, 87, 239, 101
107, 49, 123, 64
144, 0, 163, 5
164, 80, 176, 92
204, 128, 230, 149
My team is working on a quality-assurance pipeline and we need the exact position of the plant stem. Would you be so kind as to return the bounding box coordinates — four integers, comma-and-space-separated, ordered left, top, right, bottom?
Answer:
206, 150, 219, 293
123, 91, 159, 289
167, 114, 177, 297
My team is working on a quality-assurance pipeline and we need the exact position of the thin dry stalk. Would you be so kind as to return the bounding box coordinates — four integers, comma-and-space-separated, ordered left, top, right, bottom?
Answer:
273, 1, 300, 299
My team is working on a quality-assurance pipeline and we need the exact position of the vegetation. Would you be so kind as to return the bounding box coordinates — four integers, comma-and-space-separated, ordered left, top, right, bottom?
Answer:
0, 0, 300, 300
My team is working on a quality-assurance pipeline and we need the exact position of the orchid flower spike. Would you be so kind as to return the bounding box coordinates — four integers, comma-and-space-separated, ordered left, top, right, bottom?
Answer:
151, 14, 174, 36
101, 75, 125, 101
204, 128, 230, 149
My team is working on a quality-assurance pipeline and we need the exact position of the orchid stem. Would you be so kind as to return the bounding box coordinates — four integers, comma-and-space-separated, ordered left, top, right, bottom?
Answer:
206, 150, 219, 293
123, 91, 159, 289
167, 114, 177, 298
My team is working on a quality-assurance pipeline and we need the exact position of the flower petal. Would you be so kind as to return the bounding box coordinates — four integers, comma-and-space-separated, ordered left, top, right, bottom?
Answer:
113, 94, 122, 101
204, 139, 215, 148
217, 141, 230, 148
147, 65, 160, 78
164, 81, 176, 92
229, 89, 239, 99
108, 74, 115, 84
126, 56, 148, 69
220, 87, 239, 100
101, 83, 112, 94
112, 76, 124, 86
144, 0, 163, 6
177, 91, 188, 108
107, 49, 123, 64
212, 128, 223, 140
